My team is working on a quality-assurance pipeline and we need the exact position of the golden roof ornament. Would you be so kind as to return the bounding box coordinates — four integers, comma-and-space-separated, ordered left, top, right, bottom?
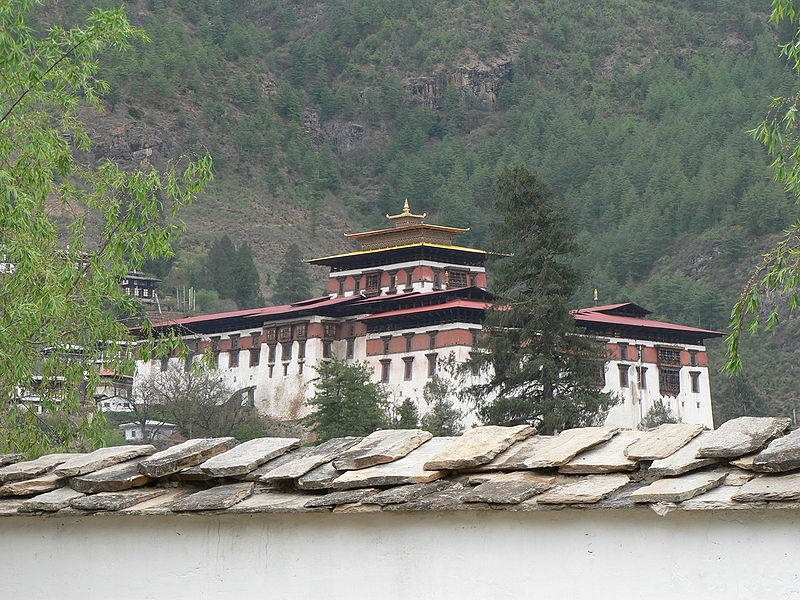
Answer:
386, 199, 427, 222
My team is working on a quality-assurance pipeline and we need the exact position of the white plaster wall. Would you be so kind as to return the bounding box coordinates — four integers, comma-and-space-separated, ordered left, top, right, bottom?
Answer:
0, 510, 798, 600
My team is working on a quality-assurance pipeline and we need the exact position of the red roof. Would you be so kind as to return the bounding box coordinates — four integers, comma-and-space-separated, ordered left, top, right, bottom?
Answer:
572, 309, 724, 337
361, 299, 491, 321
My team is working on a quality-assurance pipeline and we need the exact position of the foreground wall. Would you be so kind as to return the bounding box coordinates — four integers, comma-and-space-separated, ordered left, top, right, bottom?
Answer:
0, 509, 796, 600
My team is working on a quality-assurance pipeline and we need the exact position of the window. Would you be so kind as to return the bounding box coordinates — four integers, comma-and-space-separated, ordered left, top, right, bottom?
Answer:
389, 271, 397, 289
280, 342, 292, 361
657, 347, 681, 366
249, 348, 260, 367
382, 336, 391, 354
278, 327, 291, 341
689, 351, 699, 366
268, 345, 277, 363
618, 364, 629, 388
426, 353, 438, 378
346, 338, 354, 360
659, 368, 681, 396
636, 366, 647, 390
230, 334, 240, 350
446, 270, 468, 289
690, 371, 701, 394
433, 269, 441, 290
266, 328, 277, 342
294, 324, 307, 339
380, 359, 391, 383
365, 272, 381, 294
324, 323, 336, 338
406, 270, 413, 287
619, 343, 629, 361
323, 341, 332, 359
349, 323, 356, 337
338, 278, 345, 296
210, 336, 221, 352
142, 288, 149, 298
403, 357, 414, 381
298, 341, 306, 360
229, 349, 239, 368
251, 333, 261, 347
428, 332, 437, 350
404, 333, 414, 352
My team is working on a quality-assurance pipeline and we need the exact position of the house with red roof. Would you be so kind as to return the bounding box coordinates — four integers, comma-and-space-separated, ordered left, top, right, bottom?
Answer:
135, 201, 723, 429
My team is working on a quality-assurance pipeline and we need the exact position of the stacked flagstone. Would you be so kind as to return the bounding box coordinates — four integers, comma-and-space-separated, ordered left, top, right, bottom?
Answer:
3, 417, 800, 517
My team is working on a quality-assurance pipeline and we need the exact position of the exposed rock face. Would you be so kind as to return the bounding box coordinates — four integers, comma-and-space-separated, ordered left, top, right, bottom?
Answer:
697, 417, 791, 459
405, 58, 512, 108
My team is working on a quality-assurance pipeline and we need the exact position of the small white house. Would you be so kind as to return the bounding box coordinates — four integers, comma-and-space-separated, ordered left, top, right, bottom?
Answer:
119, 420, 177, 442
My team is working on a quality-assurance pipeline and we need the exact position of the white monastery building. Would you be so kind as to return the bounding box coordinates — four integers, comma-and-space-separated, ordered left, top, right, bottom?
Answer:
135, 201, 723, 429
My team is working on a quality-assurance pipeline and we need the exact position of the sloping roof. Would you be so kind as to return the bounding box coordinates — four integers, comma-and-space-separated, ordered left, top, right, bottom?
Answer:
1, 417, 797, 517
306, 242, 494, 264
360, 299, 491, 321
573, 308, 725, 337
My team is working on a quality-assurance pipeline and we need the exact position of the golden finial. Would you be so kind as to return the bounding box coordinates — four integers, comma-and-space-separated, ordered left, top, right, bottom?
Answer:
593, 288, 599, 306
386, 199, 426, 221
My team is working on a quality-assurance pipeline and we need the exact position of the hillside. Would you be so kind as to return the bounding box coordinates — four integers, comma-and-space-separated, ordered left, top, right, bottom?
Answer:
38, 0, 800, 418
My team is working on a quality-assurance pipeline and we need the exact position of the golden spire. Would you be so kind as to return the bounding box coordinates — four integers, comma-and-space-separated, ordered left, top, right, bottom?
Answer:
386, 199, 427, 222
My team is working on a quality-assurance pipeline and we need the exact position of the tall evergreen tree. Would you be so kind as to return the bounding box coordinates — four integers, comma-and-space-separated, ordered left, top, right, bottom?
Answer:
272, 243, 313, 304
472, 167, 616, 433
232, 242, 263, 308
304, 360, 391, 442
203, 235, 238, 298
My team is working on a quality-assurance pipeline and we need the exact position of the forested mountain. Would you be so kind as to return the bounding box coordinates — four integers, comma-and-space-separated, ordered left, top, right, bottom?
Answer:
38, 0, 800, 418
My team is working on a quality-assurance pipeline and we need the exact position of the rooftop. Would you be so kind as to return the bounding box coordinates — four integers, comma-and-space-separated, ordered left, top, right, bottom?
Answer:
1, 416, 798, 517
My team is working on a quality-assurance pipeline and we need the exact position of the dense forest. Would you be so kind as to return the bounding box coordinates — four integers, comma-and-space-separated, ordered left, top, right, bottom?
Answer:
37, 0, 800, 419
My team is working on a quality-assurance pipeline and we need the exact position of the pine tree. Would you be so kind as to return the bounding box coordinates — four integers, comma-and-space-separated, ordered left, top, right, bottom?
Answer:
272, 243, 313, 304
304, 360, 391, 442
203, 235, 238, 298
393, 398, 420, 429
472, 167, 616, 433
232, 242, 263, 309
639, 400, 679, 430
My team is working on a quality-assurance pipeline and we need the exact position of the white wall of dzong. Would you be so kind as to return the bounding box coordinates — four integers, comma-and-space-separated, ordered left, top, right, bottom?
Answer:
1, 510, 797, 600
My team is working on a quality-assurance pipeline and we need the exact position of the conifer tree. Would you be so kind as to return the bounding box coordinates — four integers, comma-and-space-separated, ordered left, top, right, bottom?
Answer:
231, 242, 263, 309
471, 167, 615, 433
272, 243, 313, 304
203, 235, 238, 297
304, 361, 391, 442
393, 398, 420, 429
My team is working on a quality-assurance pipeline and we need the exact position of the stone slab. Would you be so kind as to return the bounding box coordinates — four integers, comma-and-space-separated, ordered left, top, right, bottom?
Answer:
0, 453, 76, 483
172, 465, 215, 481
723, 470, 753, 486
648, 431, 720, 476
0, 454, 23, 468
242, 447, 315, 481
624, 424, 705, 460
19, 487, 85, 512
630, 469, 728, 503
361, 481, 456, 506
0, 472, 63, 497
523, 427, 619, 469
199, 438, 300, 477
463, 472, 556, 504
468, 436, 554, 471
752, 428, 800, 473
559, 430, 642, 474
332, 502, 382, 513
258, 437, 362, 482
70, 488, 168, 511
732, 473, 800, 502
54, 445, 155, 477
424, 425, 534, 470
730, 454, 757, 470
69, 460, 154, 493
138, 437, 238, 478
120, 489, 195, 515
534, 474, 630, 504
171, 482, 254, 511
331, 437, 454, 490
697, 416, 791, 459
387, 485, 489, 511
296, 461, 342, 490
229, 491, 331, 513
333, 430, 432, 471
677, 486, 750, 511
0, 499, 25, 516
304, 488, 379, 508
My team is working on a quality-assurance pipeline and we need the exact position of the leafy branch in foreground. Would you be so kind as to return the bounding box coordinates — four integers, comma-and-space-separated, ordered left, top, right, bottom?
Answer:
0, 1, 213, 455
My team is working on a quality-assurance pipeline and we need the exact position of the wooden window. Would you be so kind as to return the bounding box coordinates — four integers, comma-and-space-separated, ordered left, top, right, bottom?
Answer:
293, 324, 307, 339
298, 341, 306, 360
406, 270, 413, 286
230, 334, 240, 350
346, 338, 354, 360
268, 345, 277, 363
690, 371, 701, 394
338, 278, 345, 296
433, 269, 442, 290
636, 366, 647, 390
266, 328, 277, 342
403, 357, 414, 381
619, 343, 629, 361
689, 351, 699, 366
365, 272, 381, 294
280, 342, 292, 361
349, 323, 356, 337
618, 364, 629, 388
389, 271, 397, 290
404, 333, 414, 352
428, 332, 437, 350
324, 323, 336, 339
657, 347, 681, 366
323, 341, 332, 359
469, 273, 478, 287
229, 349, 239, 368
380, 359, 391, 383
659, 368, 680, 396
446, 270, 468, 289
426, 353, 438, 378
251, 333, 261, 348
249, 348, 260, 367
210, 336, 221, 352
278, 326, 292, 341
382, 336, 391, 355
